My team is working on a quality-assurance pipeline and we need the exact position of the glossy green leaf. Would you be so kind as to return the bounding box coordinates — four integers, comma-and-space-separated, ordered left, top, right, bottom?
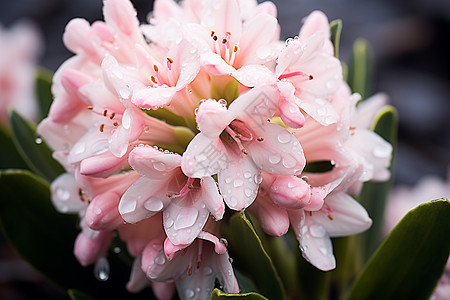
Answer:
346, 199, 450, 300
35, 67, 53, 121
359, 105, 398, 261
330, 19, 343, 58
227, 211, 285, 300
0, 123, 28, 169
347, 39, 374, 100
0, 170, 155, 299
146, 107, 189, 127
211, 288, 268, 300
9, 110, 64, 182
68, 289, 95, 300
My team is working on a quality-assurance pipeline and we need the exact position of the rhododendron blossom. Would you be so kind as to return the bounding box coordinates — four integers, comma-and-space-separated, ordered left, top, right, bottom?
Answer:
36, 0, 395, 298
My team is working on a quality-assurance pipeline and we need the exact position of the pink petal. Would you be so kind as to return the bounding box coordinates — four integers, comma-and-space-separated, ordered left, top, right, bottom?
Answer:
50, 173, 88, 213
289, 210, 336, 271
200, 176, 225, 220
278, 98, 305, 128
203, 0, 242, 47
128, 145, 182, 178
232, 65, 276, 87
132, 86, 178, 109
196, 99, 235, 138
217, 155, 259, 211
126, 256, 151, 293
269, 175, 311, 209
312, 192, 372, 237
85, 190, 123, 231
247, 122, 305, 175
163, 190, 210, 245
182, 133, 231, 178
79, 151, 128, 178
200, 52, 235, 76
119, 177, 170, 223
74, 230, 113, 267
248, 193, 289, 237
103, 0, 139, 36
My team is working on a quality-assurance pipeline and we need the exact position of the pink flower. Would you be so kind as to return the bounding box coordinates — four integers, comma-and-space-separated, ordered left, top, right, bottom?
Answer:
182, 86, 305, 210
119, 145, 224, 246
0, 21, 41, 123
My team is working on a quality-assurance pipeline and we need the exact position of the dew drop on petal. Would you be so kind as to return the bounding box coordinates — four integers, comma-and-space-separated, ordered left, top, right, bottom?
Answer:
122, 110, 132, 130
317, 107, 326, 116
269, 154, 281, 164
94, 257, 110, 281
233, 179, 243, 187
309, 224, 326, 238
154, 254, 166, 265
144, 200, 164, 212
243, 172, 252, 178
120, 200, 137, 214
35, 137, 42, 144
119, 87, 131, 99
277, 131, 291, 144
244, 188, 253, 197
73, 142, 86, 155
195, 153, 207, 162
282, 155, 297, 168
254, 174, 263, 184
185, 289, 195, 298
165, 217, 174, 228
153, 162, 166, 171
224, 177, 232, 184
55, 187, 70, 201
319, 247, 328, 255
174, 208, 198, 230
204, 266, 213, 275
301, 226, 308, 235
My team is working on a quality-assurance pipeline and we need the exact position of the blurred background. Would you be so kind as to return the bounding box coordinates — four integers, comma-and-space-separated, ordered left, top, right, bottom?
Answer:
0, 0, 449, 298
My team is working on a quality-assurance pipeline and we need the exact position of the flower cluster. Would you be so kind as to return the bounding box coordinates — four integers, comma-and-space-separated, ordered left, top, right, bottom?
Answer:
37, 0, 392, 298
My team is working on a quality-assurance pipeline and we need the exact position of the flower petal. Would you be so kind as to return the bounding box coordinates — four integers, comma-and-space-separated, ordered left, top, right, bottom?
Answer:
248, 193, 289, 237
85, 190, 123, 230
218, 155, 260, 210
50, 173, 88, 213
200, 177, 225, 220
247, 122, 305, 175
182, 133, 231, 178
128, 145, 182, 178
232, 65, 276, 87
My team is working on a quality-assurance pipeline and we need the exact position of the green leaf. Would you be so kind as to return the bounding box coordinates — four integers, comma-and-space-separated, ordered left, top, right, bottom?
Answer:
35, 67, 53, 121
0, 123, 28, 169
68, 289, 95, 300
0, 170, 155, 299
358, 106, 398, 261
9, 110, 64, 181
346, 199, 450, 300
211, 288, 268, 300
145, 108, 189, 128
227, 211, 286, 300
347, 39, 374, 100
330, 19, 343, 58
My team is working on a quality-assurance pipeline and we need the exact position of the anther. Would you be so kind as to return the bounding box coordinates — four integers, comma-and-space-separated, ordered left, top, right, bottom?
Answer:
166, 57, 173, 70
99, 124, 105, 132
212, 35, 218, 41
151, 75, 157, 84
113, 122, 119, 126
233, 45, 239, 52
196, 261, 201, 269
109, 112, 115, 119
257, 137, 264, 142
242, 149, 248, 155
87, 106, 93, 110
309, 75, 314, 80
222, 38, 227, 44
153, 65, 159, 72
210, 30, 215, 37
187, 267, 192, 276
103, 109, 108, 117
328, 214, 334, 220
188, 184, 194, 189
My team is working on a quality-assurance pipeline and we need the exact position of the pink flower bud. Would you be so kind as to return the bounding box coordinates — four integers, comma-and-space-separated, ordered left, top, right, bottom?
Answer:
270, 175, 311, 209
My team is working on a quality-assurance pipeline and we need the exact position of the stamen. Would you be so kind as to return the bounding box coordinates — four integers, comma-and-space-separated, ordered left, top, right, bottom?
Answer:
113, 122, 119, 126
99, 124, 104, 132
103, 109, 108, 117
171, 177, 195, 199
222, 38, 228, 44
229, 120, 253, 141
150, 75, 158, 85
328, 214, 334, 220
279, 71, 313, 81
109, 112, 115, 119
257, 137, 264, 142
166, 57, 173, 71
225, 126, 248, 156
229, 45, 238, 65
187, 267, 193, 276
87, 106, 93, 110
153, 65, 159, 72
210, 30, 215, 38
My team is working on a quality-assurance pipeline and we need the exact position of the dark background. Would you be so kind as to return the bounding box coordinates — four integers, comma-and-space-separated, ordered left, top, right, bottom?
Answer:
0, 0, 449, 298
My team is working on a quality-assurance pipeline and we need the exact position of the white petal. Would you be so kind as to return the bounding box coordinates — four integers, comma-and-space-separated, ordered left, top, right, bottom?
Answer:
50, 173, 88, 213
200, 177, 225, 220
128, 146, 182, 178
232, 65, 276, 87
218, 156, 259, 211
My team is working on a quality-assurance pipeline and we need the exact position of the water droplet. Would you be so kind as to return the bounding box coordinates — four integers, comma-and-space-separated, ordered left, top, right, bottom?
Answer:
373, 143, 391, 158
113, 247, 121, 253
319, 247, 328, 255
309, 224, 326, 238
94, 257, 110, 281
120, 200, 137, 214
269, 154, 281, 164
254, 174, 263, 184
155, 254, 166, 265
326, 80, 337, 90
218, 99, 227, 106
244, 188, 253, 197
185, 289, 195, 298
317, 107, 326, 116
94, 207, 102, 215
277, 131, 291, 144
287, 181, 295, 188
282, 155, 297, 168
73, 142, 86, 155
325, 115, 337, 125
243, 172, 252, 178
174, 208, 199, 230
165, 217, 174, 228
233, 179, 243, 187
153, 161, 166, 171
228, 196, 237, 206
119, 87, 131, 99
301, 226, 308, 235
35, 137, 42, 144
224, 177, 232, 184
144, 200, 164, 212
112, 69, 123, 79
122, 110, 132, 130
